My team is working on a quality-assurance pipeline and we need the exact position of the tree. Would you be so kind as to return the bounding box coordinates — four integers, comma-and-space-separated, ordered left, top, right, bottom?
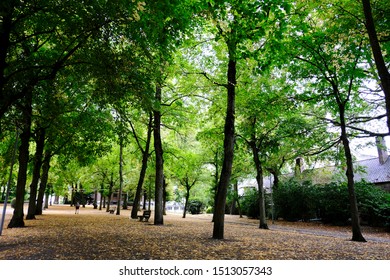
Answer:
361, 0, 390, 132
288, 1, 375, 241
7, 91, 32, 228
26, 127, 45, 219
5, 0, 139, 228
236, 64, 321, 229
203, 0, 290, 239
126, 111, 153, 219
0, 129, 18, 202
0, 0, 145, 121
35, 150, 52, 215
130, 0, 200, 225
153, 85, 165, 225
167, 137, 205, 218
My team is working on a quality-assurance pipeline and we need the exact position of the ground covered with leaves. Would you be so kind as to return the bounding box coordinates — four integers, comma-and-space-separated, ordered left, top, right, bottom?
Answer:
1, 204, 389, 260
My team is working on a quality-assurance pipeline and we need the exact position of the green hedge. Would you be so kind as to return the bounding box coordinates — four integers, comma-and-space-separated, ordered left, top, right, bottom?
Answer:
240, 188, 260, 218
188, 200, 204, 214
273, 180, 318, 222
240, 187, 273, 219
271, 179, 390, 228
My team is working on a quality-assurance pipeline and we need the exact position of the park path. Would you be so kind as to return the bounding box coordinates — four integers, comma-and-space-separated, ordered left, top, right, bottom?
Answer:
187, 213, 390, 244
1, 204, 390, 260
2, 203, 389, 243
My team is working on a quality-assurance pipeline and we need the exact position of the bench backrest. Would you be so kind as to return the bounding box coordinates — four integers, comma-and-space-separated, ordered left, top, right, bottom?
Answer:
143, 210, 151, 217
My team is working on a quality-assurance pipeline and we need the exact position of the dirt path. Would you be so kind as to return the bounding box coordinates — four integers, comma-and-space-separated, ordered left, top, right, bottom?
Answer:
1, 204, 389, 260
187, 213, 390, 243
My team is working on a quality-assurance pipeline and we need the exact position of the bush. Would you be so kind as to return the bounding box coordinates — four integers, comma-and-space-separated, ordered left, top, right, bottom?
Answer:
240, 187, 273, 219
316, 182, 350, 225
240, 188, 259, 218
273, 179, 317, 221
273, 178, 390, 227
355, 181, 390, 227
188, 200, 204, 214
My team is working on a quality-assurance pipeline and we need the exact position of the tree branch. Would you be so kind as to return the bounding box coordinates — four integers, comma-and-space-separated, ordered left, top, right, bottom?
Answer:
185, 71, 227, 88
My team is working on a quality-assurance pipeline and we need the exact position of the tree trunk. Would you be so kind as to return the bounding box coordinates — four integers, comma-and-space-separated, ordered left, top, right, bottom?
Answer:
26, 128, 45, 220
234, 180, 243, 218
44, 190, 50, 208
339, 105, 366, 242
8, 93, 32, 228
35, 151, 51, 215
94, 190, 98, 209
106, 175, 113, 212
99, 185, 103, 210
131, 113, 152, 219
213, 59, 236, 239
211, 150, 220, 222
154, 86, 164, 225
250, 137, 268, 229
183, 185, 190, 219
271, 170, 279, 191
122, 192, 127, 210
80, 183, 86, 207
230, 181, 242, 217
362, 0, 390, 132
142, 189, 147, 210
163, 178, 167, 216
71, 183, 75, 207
116, 137, 124, 215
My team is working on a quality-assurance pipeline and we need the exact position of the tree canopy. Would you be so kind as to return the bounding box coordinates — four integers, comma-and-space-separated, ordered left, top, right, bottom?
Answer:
1, 0, 389, 242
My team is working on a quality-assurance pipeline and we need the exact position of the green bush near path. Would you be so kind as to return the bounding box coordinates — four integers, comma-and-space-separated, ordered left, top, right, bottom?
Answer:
240, 178, 390, 230
272, 179, 390, 228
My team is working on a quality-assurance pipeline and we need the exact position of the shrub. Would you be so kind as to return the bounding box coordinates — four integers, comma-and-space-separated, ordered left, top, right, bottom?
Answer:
273, 178, 390, 227
355, 181, 390, 227
273, 179, 317, 221
240, 187, 259, 218
188, 200, 204, 214
316, 182, 350, 225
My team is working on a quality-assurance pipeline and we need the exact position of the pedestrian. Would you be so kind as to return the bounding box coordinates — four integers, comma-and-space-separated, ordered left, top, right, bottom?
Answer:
75, 202, 80, 214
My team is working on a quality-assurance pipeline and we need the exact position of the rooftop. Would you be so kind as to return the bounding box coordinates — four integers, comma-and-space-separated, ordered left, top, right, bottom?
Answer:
354, 157, 390, 184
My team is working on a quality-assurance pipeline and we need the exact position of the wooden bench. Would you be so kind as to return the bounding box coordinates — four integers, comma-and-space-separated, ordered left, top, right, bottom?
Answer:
109, 207, 116, 214
137, 210, 151, 222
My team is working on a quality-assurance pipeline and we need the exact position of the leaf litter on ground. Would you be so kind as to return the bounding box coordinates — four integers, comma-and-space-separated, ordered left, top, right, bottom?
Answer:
0, 204, 389, 260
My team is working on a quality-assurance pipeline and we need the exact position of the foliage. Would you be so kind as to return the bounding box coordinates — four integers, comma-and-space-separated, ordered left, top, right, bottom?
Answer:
187, 199, 204, 215
273, 179, 318, 222
1, 0, 389, 241
240, 187, 259, 219
316, 182, 350, 225
273, 178, 390, 228
355, 181, 390, 228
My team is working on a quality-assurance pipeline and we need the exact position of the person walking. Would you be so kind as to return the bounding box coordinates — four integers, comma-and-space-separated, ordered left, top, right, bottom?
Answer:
75, 202, 80, 214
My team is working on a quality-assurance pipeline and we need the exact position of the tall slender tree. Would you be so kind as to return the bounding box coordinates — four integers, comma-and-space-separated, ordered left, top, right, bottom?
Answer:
204, 0, 290, 239
153, 85, 165, 225
361, 0, 390, 132
288, 1, 376, 241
